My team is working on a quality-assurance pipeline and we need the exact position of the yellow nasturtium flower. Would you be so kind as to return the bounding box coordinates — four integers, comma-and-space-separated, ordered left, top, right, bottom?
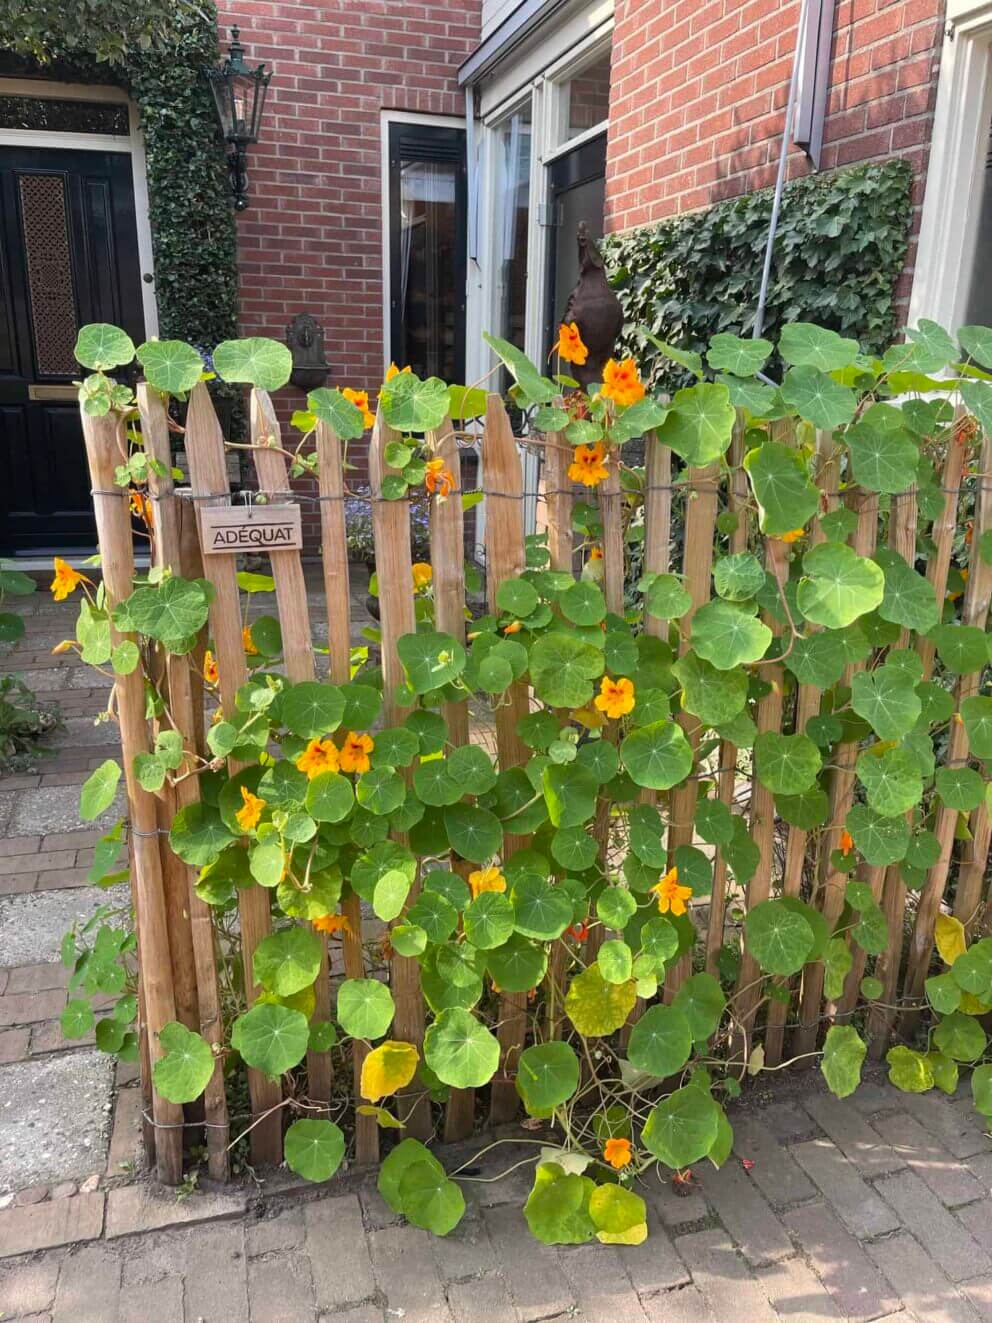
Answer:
235, 786, 265, 832
650, 867, 693, 917
339, 731, 374, 774
50, 557, 92, 601
594, 676, 635, 720
468, 866, 506, 900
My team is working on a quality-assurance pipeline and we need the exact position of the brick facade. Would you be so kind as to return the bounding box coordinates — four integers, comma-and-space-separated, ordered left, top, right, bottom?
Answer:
213, 0, 481, 541
605, 0, 945, 304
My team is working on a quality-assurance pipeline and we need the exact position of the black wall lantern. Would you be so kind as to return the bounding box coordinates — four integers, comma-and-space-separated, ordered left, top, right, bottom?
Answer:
207, 27, 271, 212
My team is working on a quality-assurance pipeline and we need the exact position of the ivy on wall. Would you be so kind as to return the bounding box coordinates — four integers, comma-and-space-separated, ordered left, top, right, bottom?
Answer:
603, 160, 913, 391
0, 2, 237, 353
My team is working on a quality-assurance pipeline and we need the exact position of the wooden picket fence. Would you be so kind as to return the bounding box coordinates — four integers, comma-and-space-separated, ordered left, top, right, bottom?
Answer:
79, 385, 992, 1186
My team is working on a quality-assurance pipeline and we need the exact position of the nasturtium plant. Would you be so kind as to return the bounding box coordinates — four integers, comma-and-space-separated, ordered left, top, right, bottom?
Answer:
58, 315, 992, 1244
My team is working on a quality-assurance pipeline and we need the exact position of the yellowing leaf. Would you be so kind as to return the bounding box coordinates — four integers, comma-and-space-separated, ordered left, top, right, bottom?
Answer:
960, 991, 992, 1015
597, 1222, 648, 1245
935, 913, 967, 966
360, 1040, 420, 1102
356, 1104, 405, 1129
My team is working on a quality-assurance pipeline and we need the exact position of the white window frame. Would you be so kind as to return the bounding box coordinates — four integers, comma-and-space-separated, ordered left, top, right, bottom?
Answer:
0, 77, 158, 336
909, 0, 992, 330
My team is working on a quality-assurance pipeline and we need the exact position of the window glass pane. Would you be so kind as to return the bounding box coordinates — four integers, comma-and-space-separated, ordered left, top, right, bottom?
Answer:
966, 118, 992, 327
396, 157, 460, 380
557, 53, 611, 147
494, 102, 532, 354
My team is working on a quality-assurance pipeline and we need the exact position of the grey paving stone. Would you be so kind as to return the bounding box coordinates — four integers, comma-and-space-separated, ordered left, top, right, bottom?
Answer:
0, 885, 129, 967
183, 1223, 249, 1323
10, 784, 124, 836
641, 1283, 716, 1322
0, 1051, 112, 1195
119, 1274, 183, 1323
446, 1272, 517, 1323
369, 1223, 451, 1322
867, 1229, 978, 1323
5, 964, 69, 994
0, 1253, 60, 1316
755, 1255, 843, 1321
901, 1090, 990, 1160
429, 1213, 496, 1282
0, 1191, 104, 1257
0, 988, 65, 1027
119, 1228, 187, 1285
964, 1152, 992, 1195
876, 1170, 991, 1282
695, 1155, 793, 1265
357, 1177, 404, 1229
792, 1138, 901, 1239
801, 1093, 904, 1178
318, 1308, 382, 1323
761, 1100, 820, 1143
52, 1243, 121, 1323
673, 1228, 777, 1322
961, 1275, 992, 1319
848, 1080, 906, 1116
105, 1180, 246, 1238
482, 1203, 574, 1321
955, 1199, 992, 1256
873, 1110, 987, 1207
248, 1250, 316, 1322
0, 1026, 30, 1063
784, 1202, 900, 1322
616, 1216, 690, 1296
731, 1114, 817, 1207
304, 1195, 375, 1312
558, 1241, 649, 1322
640, 1167, 709, 1227
247, 1206, 306, 1256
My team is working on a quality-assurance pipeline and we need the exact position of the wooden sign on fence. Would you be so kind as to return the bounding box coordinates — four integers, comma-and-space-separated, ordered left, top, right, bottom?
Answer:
199, 503, 303, 553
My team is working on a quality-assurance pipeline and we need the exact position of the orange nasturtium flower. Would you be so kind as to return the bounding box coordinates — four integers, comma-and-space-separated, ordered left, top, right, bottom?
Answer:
568, 440, 609, 488
296, 737, 340, 779
425, 456, 456, 498
203, 650, 219, 684
340, 731, 374, 774
603, 1137, 633, 1170
553, 321, 589, 366
588, 546, 604, 561
779, 527, 805, 544
313, 912, 353, 937
235, 786, 266, 832
468, 866, 506, 900
600, 357, 645, 408
385, 362, 412, 381
839, 829, 854, 857
503, 620, 524, 635
651, 867, 693, 917
342, 387, 375, 429
594, 675, 636, 720
412, 562, 433, 591
50, 557, 92, 601
242, 625, 259, 656
129, 489, 153, 525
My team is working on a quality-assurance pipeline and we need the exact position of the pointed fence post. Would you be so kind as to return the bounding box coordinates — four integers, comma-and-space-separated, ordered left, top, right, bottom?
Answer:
80, 406, 184, 1186
182, 383, 283, 1166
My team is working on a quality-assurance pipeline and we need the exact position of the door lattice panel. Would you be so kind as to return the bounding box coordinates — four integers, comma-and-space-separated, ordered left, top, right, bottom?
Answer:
18, 173, 78, 376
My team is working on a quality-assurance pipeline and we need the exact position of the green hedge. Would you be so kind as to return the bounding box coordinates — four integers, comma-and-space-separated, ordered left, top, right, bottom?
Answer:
603, 160, 913, 390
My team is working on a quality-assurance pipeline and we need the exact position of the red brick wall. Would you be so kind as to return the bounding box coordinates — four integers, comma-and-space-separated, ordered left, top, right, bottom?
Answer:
214, 0, 480, 542
605, 0, 944, 304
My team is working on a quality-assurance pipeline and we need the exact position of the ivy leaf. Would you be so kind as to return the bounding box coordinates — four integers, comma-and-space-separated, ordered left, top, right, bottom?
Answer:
137, 339, 204, 393
778, 322, 860, 371
780, 365, 856, 429
213, 337, 293, 391
850, 664, 922, 740
379, 372, 450, 432
796, 542, 885, 628
152, 1021, 215, 1103
307, 387, 367, 440
657, 382, 736, 466
706, 332, 773, 376
75, 323, 136, 371
80, 759, 121, 821
743, 441, 820, 536
284, 1118, 345, 1182
821, 1025, 866, 1099
874, 548, 939, 634
424, 1008, 499, 1088
753, 731, 822, 795
690, 600, 772, 669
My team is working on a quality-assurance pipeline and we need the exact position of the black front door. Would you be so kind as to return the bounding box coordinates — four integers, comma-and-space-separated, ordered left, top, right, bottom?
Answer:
0, 147, 145, 555
544, 133, 607, 356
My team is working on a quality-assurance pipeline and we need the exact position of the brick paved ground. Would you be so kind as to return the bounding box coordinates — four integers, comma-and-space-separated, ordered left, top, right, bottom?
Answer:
4, 582, 992, 1320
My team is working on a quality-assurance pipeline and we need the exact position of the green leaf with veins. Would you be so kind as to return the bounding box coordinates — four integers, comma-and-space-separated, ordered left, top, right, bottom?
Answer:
796, 542, 885, 628
780, 364, 856, 429
743, 441, 820, 536
690, 599, 772, 669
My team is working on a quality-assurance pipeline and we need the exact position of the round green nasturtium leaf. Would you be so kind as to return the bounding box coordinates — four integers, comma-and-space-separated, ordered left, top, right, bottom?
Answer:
672, 652, 748, 727
962, 696, 992, 759
305, 771, 355, 824
753, 731, 822, 796
597, 887, 638, 931
529, 632, 604, 708
524, 1162, 596, 1245
373, 868, 411, 923
80, 759, 122, 822
231, 1003, 310, 1077
779, 321, 860, 371
860, 976, 883, 1001
543, 763, 598, 829
356, 767, 406, 816
398, 1160, 466, 1236
371, 726, 419, 769
422, 867, 470, 910
309, 1020, 337, 1053
391, 923, 428, 958
640, 916, 680, 967
713, 552, 765, 602
694, 796, 735, 845
784, 629, 867, 689
796, 542, 885, 629
598, 940, 634, 985
407, 890, 459, 945
281, 681, 345, 738
512, 877, 573, 941
306, 386, 366, 438
61, 999, 95, 1040
744, 899, 815, 975
775, 787, 829, 830
845, 804, 910, 866
253, 927, 322, 997
642, 573, 693, 620
560, 580, 606, 626
672, 972, 726, 1041
846, 409, 919, 494
823, 937, 852, 1002
780, 364, 856, 430
463, 891, 515, 949
413, 759, 461, 807
927, 972, 962, 1015
496, 577, 540, 618
397, 630, 466, 694
856, 747, 923, 818
75, 322, 135, 370
708, 332, 773, 377
691, 599, 772, 670
887, 1044, 934, 1093
973, 1063, 992, 1117
930, 625, 989, 675
447, 744, 497, 795
339, 683, 382, 730
875, 548, 939, 634
935, 766, 985, 812
485, 933, 547, 992
170, 803, 235, 868
620, 720, 693, 791
378, 1138, 444, 1213
743, 440, 820, 536
136, 339, 204, 393
673, 844, 712, 898
933, 1010, 987, 1062
642, 1085, 721, 1169
424, 1008, 500, 1088
820, 1024, 866, 1099
658, 381, 736, 466
950, 937, 992, 997
627, 1004, 693, 1078
443, 804, 503, 865
589, 1184, 648, 1245
551, 826, 599, 872
213, 336, 293, 391
152, 1021, 215, 1103
284, 1118, 345, 1183
516, 1041, 580, 1114
336, 979, 395, 1040
565, 965, 637, 1037
850, 666, 922, 741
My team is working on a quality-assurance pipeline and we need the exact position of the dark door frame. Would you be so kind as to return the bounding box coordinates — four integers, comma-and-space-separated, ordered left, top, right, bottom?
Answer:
543, 131, 607, 357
